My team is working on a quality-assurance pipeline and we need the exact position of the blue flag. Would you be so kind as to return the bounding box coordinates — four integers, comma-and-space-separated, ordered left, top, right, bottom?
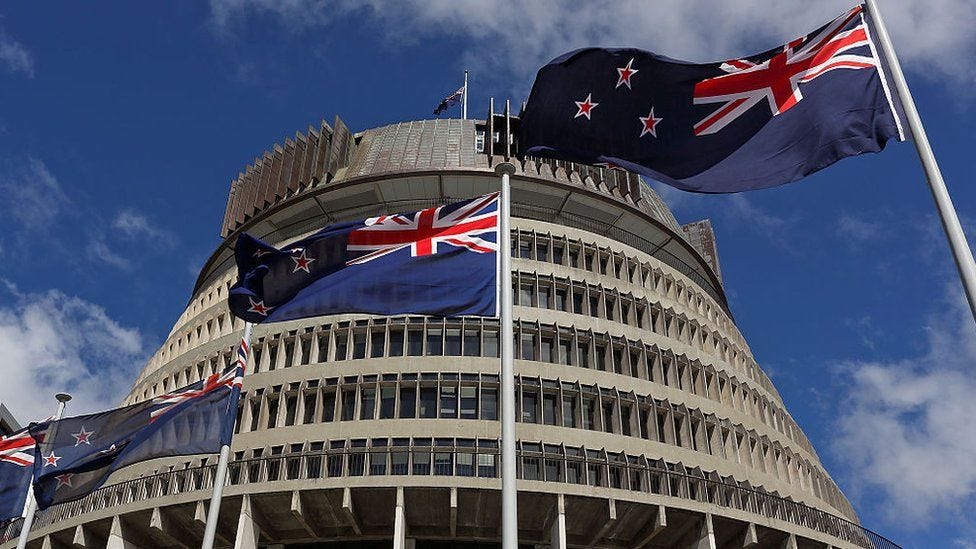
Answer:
28, 367, 242, 510
518, 5, 904, 193
0, 429, 36, 521
229, 193, 499, 324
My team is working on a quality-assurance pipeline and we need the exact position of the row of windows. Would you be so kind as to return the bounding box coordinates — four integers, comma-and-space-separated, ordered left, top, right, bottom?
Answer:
159, 229, 752, 392
134, 318, 807, 456
232, 373, 841, 510
511, 229, 737, 344
42, 437, 857, 537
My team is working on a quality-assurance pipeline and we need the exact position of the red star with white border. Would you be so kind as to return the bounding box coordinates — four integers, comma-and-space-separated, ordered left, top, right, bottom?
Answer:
291, 249, 315, 273
55, 473, 74, 489
639, 108, 663, 137
71, 426, 94, 446
247, 297, 272, 316
616, 58, 638, 89
574, 94, 598, 119
43, 451, 61, 467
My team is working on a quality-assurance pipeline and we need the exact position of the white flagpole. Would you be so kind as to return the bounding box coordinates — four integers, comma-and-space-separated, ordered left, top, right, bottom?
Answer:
865, 0, 976, 324
462, 70, 469, 120
201, 321, 253, 549
16, 393, 72, 549
495, 161, 518, 549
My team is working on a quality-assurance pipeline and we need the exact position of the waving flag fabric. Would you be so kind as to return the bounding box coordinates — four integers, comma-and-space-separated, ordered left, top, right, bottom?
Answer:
0, 429, 36, 521
229, 193, 499, 324
28, 366, 242, 510
519, 5, 904, 193
434, 86, 465, 116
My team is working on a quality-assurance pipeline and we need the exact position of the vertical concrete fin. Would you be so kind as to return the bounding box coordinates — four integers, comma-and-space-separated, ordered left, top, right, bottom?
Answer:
194, 500, 208, 527
450, 487, 458, 538
393, 487, 407, 549
632, 505, 667, 549
550, 494, 567, 549
107, 515, 141, 549
342, 486, 362, 535
71, 524, 88, 548
743, 523, 759, 547
694, 513, 716, 549
40, 535, 53, 549
290, 491, 317, 538
781, 534, 798, 549
234, 494, 260, 549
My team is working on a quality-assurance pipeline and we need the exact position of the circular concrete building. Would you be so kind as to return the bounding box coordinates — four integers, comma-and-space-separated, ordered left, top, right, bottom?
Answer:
3, 109, 899, 549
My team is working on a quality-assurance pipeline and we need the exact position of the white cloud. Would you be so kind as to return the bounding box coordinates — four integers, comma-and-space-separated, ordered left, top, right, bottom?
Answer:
832, 284, 976, 526
0, 28, 34, 78
0, 284, 147, 423
112, 209, 177, 247
86, 238, 132, 270
0, 158, 69, 232
209, 0, 976, 87
837, 213, 884, 243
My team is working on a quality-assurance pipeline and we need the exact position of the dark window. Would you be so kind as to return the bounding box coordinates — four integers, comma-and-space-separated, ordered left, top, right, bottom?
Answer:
413, 446, 431, 475
540, 335, 554, 363
578, 341, 590, 369
536, 242, 548, 262
519, 241, 531, 259
639, 409, 650, 439
284, 395, 297, 426
352, 331, 367, 359
460, 386, 478, 419
341, 389, 356, 421
380, 386, 396, 419
360, 387, 376, 420
316, 333, 330, 363
445, 328, 461, 356
334, 332, 348, 361
589, 296, 600, 317
583, 398, 596, 430
389, 329, 404, 356
521, 334, 535, 361
420, 387, 438, 418
300, 338, 311, 365
249, 400, 260, 432
283, 340, 294, 368
559, 338, 572, 366
370, 331, 385, 358
519, 284, 532, 306
482, 387, 498, 420
484, 330, 499, 358
440, 384, 458, 418
621, 404, 632, 436
321, 391, 336, 422
463, 329, 480, 356
603, 402, 615, 433
553, 244, 564, 264
522, 391, 538, 423
268, 344, 279, 370
539, 286, 551, 309
407, 328, 423, 356
399, 386, 416, 418
302, 393, 317, 424
555, 288, 567, 311
572, 291, 584, 314
426, 328, 443, 356
267, 397, 279, 428
542, 393, 557, 425
562, 396, 577, 428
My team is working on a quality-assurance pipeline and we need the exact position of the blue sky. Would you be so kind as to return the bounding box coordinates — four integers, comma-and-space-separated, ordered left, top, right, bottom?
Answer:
1, 1, 974, 547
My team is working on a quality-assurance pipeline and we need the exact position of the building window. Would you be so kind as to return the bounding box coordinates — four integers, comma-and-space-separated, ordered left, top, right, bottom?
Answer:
542, 393, 557, 426
389, 329, 404, 356
427, 328, 443, 356
321, 391, 336, 423
370, 331, 385, 358
407, 327, 423, 356
420, 386, 438, 419
460, 386, 478, 419
445, 328, 462, 356
440, 384, 458, 418
482, 387, 498, 420
464, 329, 480, 356
380, 386, 396, 419
522, 391, 538, 423
341, 388, 356, 421
399, 386, 416, 419
562, 395, 577, 428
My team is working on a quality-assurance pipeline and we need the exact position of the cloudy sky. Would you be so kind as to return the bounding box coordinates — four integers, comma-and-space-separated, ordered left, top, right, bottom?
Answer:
1, 1, 975, 546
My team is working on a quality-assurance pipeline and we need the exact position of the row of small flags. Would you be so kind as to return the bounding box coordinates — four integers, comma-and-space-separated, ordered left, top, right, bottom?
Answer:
0, 4, 937, 546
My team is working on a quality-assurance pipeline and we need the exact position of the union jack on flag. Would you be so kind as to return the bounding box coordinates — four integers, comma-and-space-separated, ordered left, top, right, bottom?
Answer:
693, 6, 883, 135
0, 430, 35, 467
150, 366, 243, 422
346, 192, 499, 265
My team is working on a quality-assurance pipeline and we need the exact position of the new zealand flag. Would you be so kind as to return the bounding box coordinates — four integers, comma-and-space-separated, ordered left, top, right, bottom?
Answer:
519, 5, 905, 193
28, 366, 242, 510
229, 193, 499, 324
0, 429, 36, 521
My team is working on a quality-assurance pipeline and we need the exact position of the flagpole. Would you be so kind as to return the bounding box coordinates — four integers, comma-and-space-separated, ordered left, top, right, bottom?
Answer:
495, 161, 518, 549
201, 321, 253, 549
865, 0, 976, 324
462, 70, 469, 120
16, 393, 71, 549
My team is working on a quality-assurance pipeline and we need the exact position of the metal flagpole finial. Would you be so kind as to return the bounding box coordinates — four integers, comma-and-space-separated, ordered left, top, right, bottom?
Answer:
494, 162, 516, 176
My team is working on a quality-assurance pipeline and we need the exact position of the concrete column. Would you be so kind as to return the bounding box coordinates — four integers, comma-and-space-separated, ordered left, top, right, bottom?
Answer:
742, 523, 758, 547
40, 536, 53, 549
693, 513, 716, 549
550, 494, 566, 549
780, 534, 798, 549
234, 494, 260, 549
107, 515, 141, 549
394, 487, 407, 549
71, 525, 89, 548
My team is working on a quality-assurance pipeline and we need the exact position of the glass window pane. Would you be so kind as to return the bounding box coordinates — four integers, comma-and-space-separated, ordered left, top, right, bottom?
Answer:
484, 330, 499, 358
440, 385, 458, 418
407, 328, 423, 356
539, 286, 551, 309
321, 391, 335, 422
334, 332, 348, 361
420, 387, 438, 418
542, 393, 557, 425
463, 329, 480, 356
370, 331, 385, 358
519, 284, 532, 306
521, 334, 535, 361
353, 331, 367, 359
426, 328, 443, 356
445, 329, 461, 356
380, 386, 396, 419
399, 386, 416, 419
341, 388, 356, 421
562, 396, 577, 428
482, 387, 498, 420
522, 391, 538, 423
460, 386, 478, 419
541, 335, 554, 363
389, 329, 404, 357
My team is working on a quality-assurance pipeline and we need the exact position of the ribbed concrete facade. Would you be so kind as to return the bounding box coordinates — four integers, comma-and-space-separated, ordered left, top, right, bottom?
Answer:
2, 114, 898, 549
